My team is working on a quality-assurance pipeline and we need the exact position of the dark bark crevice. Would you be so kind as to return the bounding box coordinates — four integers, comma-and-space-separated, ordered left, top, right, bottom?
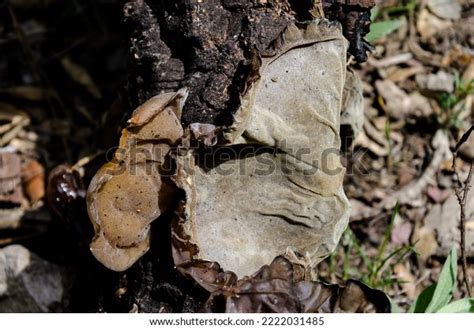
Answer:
124, 0, 375, 128
125, 0, 296, 126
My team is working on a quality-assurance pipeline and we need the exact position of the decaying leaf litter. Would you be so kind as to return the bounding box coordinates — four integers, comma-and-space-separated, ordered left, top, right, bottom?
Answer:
0, 0, 473, 313
317, 0, 474, 309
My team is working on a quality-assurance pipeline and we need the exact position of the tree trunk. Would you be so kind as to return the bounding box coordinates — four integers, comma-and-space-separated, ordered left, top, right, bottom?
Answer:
70, 0, 376, 313
123, 0, 373, 126
123, 0, 318, 127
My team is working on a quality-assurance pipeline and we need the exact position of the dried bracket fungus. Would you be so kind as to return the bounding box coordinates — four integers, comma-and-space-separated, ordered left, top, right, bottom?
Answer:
87, 89, 188, 271
172, 20, 358, 278
202, 256, 390, 313
87, 20, 364, 280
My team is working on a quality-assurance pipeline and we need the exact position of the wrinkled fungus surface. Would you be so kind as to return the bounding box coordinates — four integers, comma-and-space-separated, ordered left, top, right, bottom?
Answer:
203, 256, 390, 313
87, 89, 188, 271
173, 20, 355, 278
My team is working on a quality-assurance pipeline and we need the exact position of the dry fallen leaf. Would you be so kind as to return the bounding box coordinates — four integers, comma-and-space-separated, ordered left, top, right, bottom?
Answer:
416, 71, 454, 93
0, 151, 23, 205
61, 56, 102, 99
0, 104, 30, 147
412, 226, 439, 263
375, 79, 412, 119
394, 263, 417, 300
5, 86, 52, 102
417, 8, 452, 41
424, 173, 474, 257
21, 159, 45, 205
387, 66, 425, 83
458, 131, 474, 160
426, 185, 451, 203
427, 0, 461, 20
391, 220, 412, 246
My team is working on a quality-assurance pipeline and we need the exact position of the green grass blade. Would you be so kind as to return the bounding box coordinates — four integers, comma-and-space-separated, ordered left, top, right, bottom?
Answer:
374, 202, 400, 272
371, 6, 381, 21
425, 247, 458, 312
389, 297, 401, 313
409, 284, 436, 313
366, 20, 404, 43
436, 298, 474, 313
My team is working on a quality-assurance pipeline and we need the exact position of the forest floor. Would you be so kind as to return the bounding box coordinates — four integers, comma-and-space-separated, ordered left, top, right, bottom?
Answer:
316, 0, 474, 311
0, 0, 473, 312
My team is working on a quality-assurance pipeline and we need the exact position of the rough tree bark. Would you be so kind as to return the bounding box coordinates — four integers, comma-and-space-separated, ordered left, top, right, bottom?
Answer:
123, 0, 374, 125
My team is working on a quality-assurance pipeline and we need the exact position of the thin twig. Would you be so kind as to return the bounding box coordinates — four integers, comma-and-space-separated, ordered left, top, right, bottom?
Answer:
452, 126, 474, 297
454, 162, 473, 297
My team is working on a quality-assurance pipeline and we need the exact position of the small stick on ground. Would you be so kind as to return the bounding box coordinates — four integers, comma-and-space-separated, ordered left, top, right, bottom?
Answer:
452, 126, 474, 297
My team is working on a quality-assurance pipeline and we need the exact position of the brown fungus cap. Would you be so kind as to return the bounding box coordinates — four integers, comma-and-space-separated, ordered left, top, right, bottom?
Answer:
87, 89, 188, 271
